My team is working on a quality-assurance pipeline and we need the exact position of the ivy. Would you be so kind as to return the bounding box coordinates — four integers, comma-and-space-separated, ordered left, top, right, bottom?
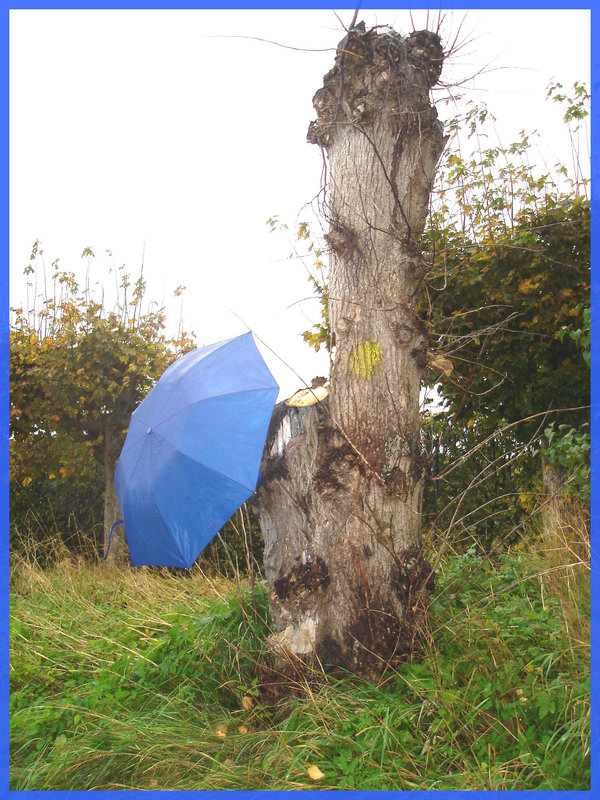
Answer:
542, 423, 590, 503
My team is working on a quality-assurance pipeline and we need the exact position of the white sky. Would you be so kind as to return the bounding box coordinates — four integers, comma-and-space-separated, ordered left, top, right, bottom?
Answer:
9, 9, 591, 399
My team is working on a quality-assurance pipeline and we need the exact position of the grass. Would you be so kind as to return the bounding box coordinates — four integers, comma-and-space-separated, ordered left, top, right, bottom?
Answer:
10, 508, 590, 791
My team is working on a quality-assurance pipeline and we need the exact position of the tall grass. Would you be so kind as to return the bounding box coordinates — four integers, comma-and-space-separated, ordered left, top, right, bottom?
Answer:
535, 500, 590, 651
10, 504, 589, 791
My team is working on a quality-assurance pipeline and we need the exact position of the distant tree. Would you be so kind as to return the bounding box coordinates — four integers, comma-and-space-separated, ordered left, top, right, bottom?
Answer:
422, 90, 589, 421
419, 85, 590, 537
10, 244, 194, 562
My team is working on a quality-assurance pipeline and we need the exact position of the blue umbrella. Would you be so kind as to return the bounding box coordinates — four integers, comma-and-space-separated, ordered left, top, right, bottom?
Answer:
114, 332, 279, 568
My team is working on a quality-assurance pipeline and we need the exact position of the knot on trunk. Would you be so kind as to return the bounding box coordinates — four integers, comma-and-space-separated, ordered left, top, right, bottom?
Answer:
307, 26, 444, 147
407, 29, 444, 86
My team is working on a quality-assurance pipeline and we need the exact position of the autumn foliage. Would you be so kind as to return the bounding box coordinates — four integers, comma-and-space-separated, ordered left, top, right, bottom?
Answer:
10, 244, 194, 551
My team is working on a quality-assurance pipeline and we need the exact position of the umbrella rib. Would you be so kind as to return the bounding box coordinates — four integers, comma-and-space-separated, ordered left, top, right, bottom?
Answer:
135, 386, 277, 431
192, 461, 256, 495
146, 427, 257, 501
152, 430, 258, 494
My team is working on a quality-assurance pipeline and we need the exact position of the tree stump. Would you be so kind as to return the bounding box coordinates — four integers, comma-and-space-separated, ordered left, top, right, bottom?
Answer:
254, 25, 446, 682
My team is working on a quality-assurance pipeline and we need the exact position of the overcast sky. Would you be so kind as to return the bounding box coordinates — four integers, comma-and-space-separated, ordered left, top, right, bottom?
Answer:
9, 8, 591, 398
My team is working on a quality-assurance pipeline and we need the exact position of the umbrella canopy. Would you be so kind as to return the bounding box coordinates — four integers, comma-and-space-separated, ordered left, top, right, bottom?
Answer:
115, 332, 279, 568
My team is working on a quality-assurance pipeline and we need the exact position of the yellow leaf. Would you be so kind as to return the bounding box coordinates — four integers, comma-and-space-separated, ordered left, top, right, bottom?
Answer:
518, 277, 541, 294
214, 725, 227, 739
307, 765, 325, 781
237, 725, 248, 734
48, 473, 56, 480
22, 476, 32, 487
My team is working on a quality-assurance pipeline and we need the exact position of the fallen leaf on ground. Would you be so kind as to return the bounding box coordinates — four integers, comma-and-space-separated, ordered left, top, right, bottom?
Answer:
214, 726, 227, 738
241, 695, 254, 711
307, 765, 325, 781
237, 725, 249, 734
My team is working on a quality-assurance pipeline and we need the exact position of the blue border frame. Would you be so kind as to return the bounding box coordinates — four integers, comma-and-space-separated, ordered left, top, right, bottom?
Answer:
590, 5, 598, 800
4, 2, 595, 798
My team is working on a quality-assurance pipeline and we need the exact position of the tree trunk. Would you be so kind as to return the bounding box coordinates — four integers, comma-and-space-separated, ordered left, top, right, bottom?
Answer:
103, 418, 130, 566
540, 447, 567, 540
254, 26, 446, 682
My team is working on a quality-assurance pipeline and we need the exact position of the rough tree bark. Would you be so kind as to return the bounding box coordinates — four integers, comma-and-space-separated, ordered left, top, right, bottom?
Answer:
253, 26, 447, 681
103, 398, 132, 566
103, 421, 129, 566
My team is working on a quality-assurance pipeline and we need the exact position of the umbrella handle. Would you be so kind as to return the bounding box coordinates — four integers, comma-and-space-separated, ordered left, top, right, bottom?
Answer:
104, 519, 124, 561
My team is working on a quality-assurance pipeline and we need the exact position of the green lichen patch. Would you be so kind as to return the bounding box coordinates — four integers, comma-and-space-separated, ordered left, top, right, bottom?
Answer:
349, 340, 382, 379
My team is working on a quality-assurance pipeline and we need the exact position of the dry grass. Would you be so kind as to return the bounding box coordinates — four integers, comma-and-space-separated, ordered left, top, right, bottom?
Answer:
532, 500, 590, 653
